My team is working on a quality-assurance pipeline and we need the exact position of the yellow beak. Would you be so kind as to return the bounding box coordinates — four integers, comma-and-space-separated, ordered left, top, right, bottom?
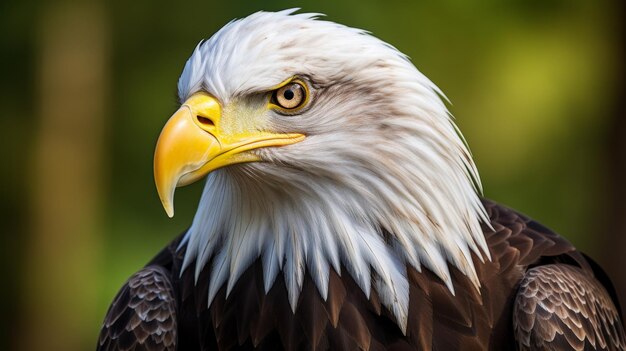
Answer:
154, 92, 305, 217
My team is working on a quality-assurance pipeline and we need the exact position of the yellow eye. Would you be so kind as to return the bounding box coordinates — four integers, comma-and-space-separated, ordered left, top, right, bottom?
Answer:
272, 82, 306, 110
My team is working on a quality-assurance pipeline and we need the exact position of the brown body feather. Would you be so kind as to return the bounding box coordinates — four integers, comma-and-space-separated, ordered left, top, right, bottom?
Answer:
97, 200, 625, 350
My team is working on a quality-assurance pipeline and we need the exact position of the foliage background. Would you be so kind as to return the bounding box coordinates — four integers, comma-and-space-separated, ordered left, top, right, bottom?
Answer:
1, 0, 624, 350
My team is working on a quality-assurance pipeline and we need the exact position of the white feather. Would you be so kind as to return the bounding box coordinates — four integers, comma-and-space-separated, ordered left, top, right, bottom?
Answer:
262, 240, 280, 293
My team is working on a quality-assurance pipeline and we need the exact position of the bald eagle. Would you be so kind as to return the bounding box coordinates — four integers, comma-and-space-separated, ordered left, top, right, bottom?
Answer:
98, 10, 625, 351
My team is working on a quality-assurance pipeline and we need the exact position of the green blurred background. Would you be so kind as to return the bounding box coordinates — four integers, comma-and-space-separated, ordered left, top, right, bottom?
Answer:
1, 0, 624, 349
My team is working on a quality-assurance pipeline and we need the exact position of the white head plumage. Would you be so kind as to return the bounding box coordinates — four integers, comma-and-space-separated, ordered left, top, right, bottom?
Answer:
177, 9, 490, 332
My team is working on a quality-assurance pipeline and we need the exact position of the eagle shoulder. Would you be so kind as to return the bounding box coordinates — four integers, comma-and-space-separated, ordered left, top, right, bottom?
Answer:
513, 264, 626, 351
97, 265, 178, 351
482, 200, 626, 350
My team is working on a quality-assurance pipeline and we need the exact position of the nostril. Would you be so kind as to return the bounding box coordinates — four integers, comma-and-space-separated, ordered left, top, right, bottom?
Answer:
196, 115, 215, 128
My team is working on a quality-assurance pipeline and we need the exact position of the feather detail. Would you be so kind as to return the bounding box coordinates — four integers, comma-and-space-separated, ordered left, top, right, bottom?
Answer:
262, 240, 280, 293
307, 247, 330, 300
207, 248, 230, 307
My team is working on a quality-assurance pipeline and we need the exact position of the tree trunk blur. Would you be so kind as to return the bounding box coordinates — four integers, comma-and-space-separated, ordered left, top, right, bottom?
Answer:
19, 3, 108, 350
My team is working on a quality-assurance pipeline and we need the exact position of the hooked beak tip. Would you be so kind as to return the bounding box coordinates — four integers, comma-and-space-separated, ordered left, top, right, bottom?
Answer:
157, 182, 176, 218
165, 206, 174, 218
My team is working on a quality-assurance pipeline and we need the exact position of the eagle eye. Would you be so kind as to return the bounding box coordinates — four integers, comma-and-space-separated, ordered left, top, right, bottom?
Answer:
271, 81, 307, 111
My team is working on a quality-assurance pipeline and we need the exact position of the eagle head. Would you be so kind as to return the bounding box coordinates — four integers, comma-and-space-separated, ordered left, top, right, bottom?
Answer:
153, 9, 490, 331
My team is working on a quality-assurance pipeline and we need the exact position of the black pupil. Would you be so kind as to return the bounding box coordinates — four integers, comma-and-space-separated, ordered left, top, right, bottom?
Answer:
283, 88, 295, 100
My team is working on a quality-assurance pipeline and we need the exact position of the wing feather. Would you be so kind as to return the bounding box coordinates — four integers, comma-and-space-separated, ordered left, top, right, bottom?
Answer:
514, 264, 626, 351
97, 266, 177, 351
